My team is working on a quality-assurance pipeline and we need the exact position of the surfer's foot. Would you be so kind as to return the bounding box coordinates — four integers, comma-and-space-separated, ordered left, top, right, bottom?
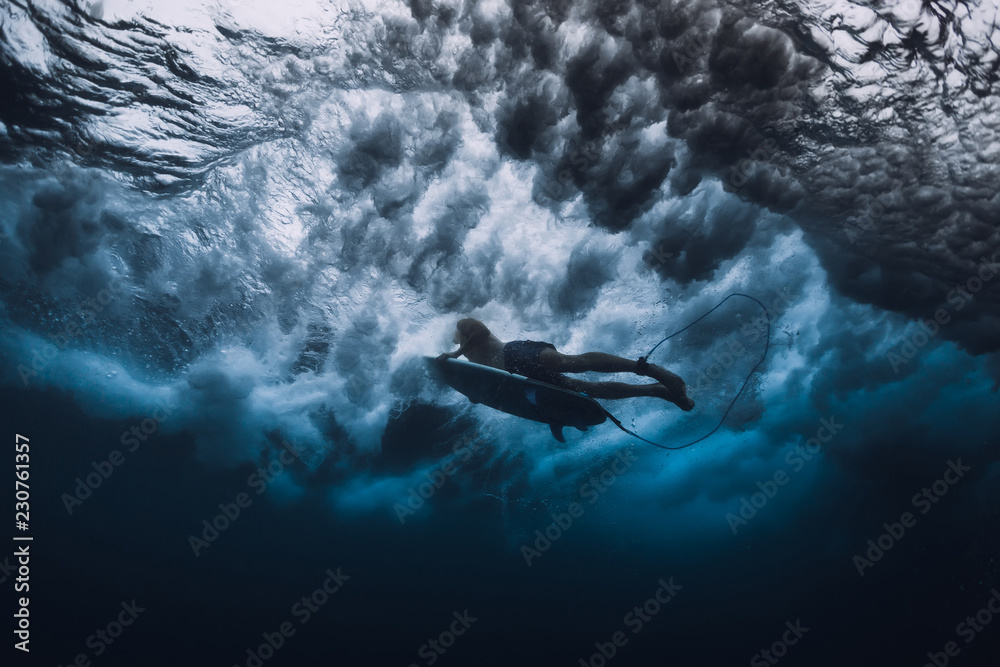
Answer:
637, 361, 685, 392
639, 363, 694, 411
652, 383, 695, 411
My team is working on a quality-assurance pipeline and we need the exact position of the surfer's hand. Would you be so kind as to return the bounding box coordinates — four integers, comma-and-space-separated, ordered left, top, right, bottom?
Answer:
436, 352, 453, 362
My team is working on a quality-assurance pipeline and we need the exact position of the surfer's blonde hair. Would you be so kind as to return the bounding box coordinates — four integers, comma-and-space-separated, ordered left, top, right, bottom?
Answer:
456, 318, 490, 344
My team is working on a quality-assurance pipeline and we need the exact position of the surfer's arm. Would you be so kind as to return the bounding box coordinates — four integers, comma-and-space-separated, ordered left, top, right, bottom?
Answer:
438, 343, 468, 361
439, 335, 482, 361
439, 324, 489, 362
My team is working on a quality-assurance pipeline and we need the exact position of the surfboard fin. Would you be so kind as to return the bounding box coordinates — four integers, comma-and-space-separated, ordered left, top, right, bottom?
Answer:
549, 423, 566, 443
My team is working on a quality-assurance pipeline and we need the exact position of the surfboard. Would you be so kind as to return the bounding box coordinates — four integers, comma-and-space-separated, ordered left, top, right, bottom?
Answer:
424, 356, 607, 442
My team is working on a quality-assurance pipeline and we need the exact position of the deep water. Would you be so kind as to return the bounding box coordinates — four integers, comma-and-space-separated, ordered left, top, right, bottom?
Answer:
2, 1, 1000, 666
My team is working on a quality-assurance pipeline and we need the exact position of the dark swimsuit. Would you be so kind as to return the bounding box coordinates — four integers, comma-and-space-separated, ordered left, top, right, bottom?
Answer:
502, 340, 570, 388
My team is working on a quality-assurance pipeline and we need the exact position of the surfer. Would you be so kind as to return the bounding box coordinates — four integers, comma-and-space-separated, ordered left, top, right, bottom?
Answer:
439, 318, 694, 411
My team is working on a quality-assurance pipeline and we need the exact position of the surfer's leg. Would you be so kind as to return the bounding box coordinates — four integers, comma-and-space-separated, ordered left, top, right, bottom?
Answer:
562, 377, 662, 398
562, 378, 694, 410
639, 366, 693, 410
541, 349, 693, 407
542, 350, 685, 384
642, 365, 688, 397
540, 350, 639, 374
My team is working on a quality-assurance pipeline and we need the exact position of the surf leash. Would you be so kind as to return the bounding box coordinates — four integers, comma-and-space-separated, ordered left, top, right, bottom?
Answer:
601, 292, 771, 452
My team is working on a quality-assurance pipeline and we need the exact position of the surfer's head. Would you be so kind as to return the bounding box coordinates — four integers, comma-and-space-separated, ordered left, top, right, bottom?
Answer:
454, 318, 490, 345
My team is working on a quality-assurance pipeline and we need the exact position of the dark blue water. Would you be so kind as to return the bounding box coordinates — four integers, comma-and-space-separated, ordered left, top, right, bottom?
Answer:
2, 1, 999, 666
